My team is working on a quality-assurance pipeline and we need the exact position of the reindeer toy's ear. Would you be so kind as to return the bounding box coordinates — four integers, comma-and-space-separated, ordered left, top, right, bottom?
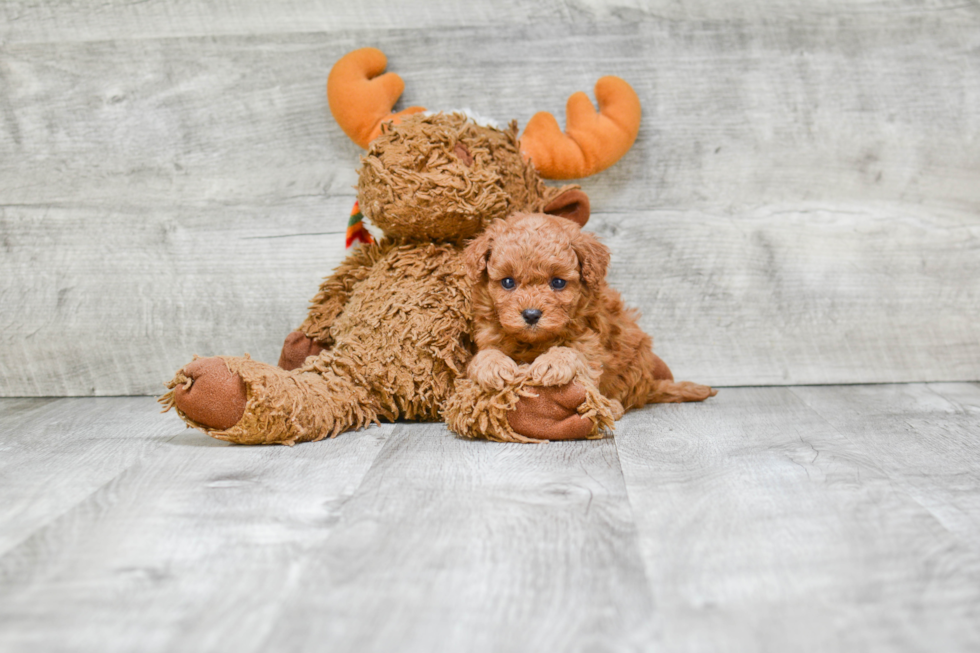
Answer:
543, 188, 590, 228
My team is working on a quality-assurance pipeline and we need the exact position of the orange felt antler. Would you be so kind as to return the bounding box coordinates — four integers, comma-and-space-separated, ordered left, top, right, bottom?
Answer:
520, 76, 641, 180
327, 48, 427, 149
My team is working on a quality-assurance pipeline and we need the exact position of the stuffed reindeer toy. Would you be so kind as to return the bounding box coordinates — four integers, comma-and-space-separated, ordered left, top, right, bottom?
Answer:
161, 48, 711, 444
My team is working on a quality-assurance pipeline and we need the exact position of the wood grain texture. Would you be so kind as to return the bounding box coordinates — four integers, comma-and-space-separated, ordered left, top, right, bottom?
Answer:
0, 398, 393, 653
2, 21, 978, 211
597, 204, 980, 386
3, 386, 980, 651
0, 413, 656, 653
0, 397, 176, 556
0, 1, 567, 43
2, 0, 975, 43
614, 385, 980, 652
1, 202, 351, 396
792, 382, 980, 542
259, 423, 656, 653
2, 16, 979, 394
3, 202, 977, 394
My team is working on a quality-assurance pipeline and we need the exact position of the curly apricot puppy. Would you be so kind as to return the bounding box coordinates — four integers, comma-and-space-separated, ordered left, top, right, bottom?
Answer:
463, 212, 716, 430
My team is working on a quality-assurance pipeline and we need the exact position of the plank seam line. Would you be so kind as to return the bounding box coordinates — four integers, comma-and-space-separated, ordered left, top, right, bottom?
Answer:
608, 427, 660, 602
249, 422, 400, 652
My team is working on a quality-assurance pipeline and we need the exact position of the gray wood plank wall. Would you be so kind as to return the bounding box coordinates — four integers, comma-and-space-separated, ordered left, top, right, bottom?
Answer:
2, 2, 978, 395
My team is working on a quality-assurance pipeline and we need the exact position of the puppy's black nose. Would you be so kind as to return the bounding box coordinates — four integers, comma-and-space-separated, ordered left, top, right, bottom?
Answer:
522, 308, 542, 325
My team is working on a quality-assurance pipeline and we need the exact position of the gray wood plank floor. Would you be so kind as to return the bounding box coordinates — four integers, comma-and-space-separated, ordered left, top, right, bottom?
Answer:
1, 385, 978, 652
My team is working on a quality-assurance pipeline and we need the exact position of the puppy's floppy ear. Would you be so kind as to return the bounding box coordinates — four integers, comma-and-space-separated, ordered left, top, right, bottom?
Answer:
463, 226, 495, 284
543, 189, 590, 228
572, 230, 610, 289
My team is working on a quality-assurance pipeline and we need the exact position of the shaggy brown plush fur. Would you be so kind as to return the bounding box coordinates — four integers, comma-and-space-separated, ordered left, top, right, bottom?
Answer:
456, 212, 716, 434
297, 115, 567, 343
359, 115, 553, 243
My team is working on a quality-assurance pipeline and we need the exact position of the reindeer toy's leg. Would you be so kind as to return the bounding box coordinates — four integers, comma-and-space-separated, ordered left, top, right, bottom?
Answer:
161, 354, 380, 446
161, 243, 393, 445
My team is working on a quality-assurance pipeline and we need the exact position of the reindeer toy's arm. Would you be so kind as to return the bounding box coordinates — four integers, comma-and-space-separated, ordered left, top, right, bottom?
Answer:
279, 240, 396, 370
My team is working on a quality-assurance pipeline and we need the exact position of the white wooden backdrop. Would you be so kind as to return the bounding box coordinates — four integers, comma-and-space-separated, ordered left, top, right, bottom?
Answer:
2, 1, 978, 396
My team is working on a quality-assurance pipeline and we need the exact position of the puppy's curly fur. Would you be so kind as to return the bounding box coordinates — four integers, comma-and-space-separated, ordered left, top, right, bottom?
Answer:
463, 212, 715, 429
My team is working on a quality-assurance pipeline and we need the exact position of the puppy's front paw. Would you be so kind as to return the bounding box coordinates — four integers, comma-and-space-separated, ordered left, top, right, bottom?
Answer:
527, 347, 584, 387
467, 349, 521, 391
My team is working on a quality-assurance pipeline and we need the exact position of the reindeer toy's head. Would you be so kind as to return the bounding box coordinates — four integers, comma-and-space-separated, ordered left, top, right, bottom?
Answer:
327, 48, 642, 243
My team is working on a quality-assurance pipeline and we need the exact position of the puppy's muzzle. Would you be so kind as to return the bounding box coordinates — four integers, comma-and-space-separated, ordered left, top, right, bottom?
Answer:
522, 308, 542, 325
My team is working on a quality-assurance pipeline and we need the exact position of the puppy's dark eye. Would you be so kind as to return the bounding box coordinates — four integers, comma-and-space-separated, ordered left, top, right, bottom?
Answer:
550, 278, 567, 290
501, 277, 516, 290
